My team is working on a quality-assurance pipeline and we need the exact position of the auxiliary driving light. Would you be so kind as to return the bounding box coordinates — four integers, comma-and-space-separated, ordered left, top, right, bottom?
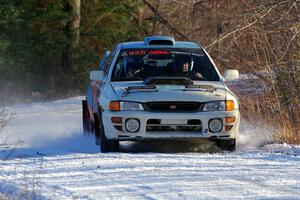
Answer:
125, 118, 140, 132
209, 118, 223, 133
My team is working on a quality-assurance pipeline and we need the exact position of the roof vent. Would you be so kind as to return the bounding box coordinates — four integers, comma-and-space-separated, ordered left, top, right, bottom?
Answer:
144, 36, 175, 46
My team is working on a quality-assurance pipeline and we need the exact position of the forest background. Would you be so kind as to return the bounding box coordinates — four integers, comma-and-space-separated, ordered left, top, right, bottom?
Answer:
0, 0, 299, 143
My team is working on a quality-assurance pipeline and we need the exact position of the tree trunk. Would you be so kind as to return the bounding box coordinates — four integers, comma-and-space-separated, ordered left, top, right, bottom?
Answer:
72, 0, 81, 50
62, 0, 81, 79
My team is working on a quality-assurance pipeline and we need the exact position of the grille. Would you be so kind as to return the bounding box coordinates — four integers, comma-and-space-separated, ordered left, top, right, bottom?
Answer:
146, 119, 202, 133
144, 102, 203, 112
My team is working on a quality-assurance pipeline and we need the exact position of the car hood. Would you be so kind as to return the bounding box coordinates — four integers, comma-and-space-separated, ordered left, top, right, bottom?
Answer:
111, 81, 227, 103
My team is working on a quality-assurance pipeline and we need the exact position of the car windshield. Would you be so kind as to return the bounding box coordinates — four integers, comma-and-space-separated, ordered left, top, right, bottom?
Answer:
111, 48, 220, 82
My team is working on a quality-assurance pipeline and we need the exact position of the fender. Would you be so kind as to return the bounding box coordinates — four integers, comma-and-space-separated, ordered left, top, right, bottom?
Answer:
87, 81, 100, 122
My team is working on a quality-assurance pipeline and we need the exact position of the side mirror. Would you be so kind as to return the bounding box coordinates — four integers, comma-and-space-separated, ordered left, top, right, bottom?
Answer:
90, 71, 105, 81
224, 69, 239, 81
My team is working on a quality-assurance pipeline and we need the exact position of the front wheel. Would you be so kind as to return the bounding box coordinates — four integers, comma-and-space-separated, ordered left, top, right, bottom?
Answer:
82, 100, 93, 134
215, 138, 236, 152
94, 112, 119, 153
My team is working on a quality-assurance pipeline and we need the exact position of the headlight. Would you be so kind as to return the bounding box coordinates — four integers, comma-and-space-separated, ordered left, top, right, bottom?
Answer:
121, 102, 144, 111
203, 101, 225, 111
203, 100, 235, 111
109, 101, 144, 111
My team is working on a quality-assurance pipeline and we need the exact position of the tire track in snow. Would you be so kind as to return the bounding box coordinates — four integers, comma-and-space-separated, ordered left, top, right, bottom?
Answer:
1, 97, 300, 199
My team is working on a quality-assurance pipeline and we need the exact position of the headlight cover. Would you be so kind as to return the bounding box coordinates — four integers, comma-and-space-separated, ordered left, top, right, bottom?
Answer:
203, 101, 226, 111
121, 101, 144, 111
109, 101, 144, 111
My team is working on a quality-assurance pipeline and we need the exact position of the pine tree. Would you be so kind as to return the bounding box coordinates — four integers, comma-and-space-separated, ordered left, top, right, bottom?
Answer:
0, 0, 147, 103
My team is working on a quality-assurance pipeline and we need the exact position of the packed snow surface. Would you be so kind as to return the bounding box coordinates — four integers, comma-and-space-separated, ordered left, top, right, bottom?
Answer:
1, 97, 300, 199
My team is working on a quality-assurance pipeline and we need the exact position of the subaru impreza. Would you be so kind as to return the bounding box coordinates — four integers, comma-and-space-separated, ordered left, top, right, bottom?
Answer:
82, 36, 240, 152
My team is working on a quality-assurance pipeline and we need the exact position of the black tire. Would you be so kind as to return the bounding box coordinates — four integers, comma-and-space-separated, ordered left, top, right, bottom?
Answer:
94, 114, 101, 145
82, 100, 92, 134
216, 138, 236, 152
94, 111, 119, 152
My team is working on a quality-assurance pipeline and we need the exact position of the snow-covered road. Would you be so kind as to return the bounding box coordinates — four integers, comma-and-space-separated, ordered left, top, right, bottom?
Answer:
1, 97, 299, 199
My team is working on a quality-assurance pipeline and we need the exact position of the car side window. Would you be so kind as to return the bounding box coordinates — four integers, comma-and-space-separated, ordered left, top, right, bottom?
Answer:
103, 47, 116, 74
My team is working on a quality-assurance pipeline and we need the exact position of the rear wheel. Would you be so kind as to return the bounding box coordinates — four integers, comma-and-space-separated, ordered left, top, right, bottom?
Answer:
216, 138, 236, 152
82, 100, 92, 134
94, 111, 119, 153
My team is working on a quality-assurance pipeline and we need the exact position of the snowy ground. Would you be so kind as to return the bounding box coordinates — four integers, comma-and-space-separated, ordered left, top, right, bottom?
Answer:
0, 97, 300, 199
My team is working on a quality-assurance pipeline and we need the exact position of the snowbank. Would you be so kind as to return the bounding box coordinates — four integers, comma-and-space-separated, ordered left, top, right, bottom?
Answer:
262, 143, 300, 156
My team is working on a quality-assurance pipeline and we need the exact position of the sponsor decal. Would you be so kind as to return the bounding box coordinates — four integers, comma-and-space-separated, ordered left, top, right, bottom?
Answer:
128, 50, 146, 56
148, 50, 170, 55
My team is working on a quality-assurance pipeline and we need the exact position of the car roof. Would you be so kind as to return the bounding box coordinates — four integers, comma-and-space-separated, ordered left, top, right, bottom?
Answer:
120, 41, 201, 49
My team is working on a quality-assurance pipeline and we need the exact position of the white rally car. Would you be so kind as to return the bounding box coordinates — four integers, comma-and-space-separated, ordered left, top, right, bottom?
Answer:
82, 36, 240, 152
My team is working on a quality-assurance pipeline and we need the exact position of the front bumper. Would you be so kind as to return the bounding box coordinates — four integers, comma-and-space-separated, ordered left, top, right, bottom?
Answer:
102, 110, 240, 141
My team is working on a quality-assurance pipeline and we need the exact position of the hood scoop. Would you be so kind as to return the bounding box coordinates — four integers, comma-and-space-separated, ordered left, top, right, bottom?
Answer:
122, 85, 158, 97
184, 85, 216, 93
144, 76, 193, 86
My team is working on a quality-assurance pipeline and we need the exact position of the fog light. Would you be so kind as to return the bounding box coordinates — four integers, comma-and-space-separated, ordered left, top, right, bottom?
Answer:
125, 118, 140, 132
209, 118, 223, 133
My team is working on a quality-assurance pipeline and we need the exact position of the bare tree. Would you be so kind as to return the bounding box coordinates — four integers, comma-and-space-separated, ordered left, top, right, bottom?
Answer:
143, 0, 300, 143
